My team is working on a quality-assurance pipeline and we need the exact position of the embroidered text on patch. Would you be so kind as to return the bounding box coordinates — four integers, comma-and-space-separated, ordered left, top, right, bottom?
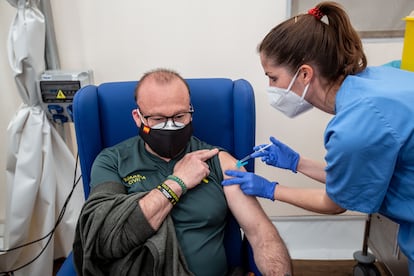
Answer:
123, 174, 146, 185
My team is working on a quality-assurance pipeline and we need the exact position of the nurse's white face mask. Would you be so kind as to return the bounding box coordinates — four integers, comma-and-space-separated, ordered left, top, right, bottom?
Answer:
267, 69, 313, 118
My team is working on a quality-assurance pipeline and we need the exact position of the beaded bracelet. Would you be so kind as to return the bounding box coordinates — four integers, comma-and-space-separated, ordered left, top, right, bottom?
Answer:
157, 183, 178, 205
167, 175, 187, 194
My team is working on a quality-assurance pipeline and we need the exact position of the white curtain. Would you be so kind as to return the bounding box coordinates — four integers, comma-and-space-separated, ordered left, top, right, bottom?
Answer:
0, 0, 84, 275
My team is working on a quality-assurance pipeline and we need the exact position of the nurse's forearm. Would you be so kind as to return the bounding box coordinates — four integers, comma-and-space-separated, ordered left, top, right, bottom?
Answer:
274, 186, 345, 214
297, 156, 326, 183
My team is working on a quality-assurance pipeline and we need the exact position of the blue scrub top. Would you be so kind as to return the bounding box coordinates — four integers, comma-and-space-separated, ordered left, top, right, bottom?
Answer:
324, 66, 414, 267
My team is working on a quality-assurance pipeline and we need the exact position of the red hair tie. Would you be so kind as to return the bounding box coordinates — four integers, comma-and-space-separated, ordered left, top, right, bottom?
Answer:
308, 7, 324, 20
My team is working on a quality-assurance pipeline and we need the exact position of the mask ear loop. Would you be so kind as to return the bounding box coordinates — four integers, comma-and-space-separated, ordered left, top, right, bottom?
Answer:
300, 83, 310, 101
136, 108, 148, 126
286, 69, 302, 91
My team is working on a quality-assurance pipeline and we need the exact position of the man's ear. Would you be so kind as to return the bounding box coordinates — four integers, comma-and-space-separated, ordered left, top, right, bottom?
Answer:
132, 109, 141, 127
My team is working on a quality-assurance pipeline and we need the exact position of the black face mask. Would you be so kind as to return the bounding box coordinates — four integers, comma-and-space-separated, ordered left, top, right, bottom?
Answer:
139, 122, 193, 159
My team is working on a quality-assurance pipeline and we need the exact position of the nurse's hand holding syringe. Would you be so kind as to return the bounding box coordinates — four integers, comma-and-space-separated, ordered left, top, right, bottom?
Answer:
250, 136, 299, 173
222, 137, 300, 200
236, 143, 272, 168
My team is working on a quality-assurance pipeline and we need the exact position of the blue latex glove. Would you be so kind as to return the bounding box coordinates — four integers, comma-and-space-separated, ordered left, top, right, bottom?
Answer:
251, 136, 299, 173
222, 170, 277, 201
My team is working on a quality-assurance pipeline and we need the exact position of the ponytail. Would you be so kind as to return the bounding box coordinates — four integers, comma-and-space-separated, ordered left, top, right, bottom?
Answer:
258, 1, 367, 84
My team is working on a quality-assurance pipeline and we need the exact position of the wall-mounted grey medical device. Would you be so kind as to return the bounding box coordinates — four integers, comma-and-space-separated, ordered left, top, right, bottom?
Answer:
38, 70, 93, 124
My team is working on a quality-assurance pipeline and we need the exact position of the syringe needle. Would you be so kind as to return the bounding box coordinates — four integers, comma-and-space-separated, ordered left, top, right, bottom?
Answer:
236, 143, 272, 168
238, 154, 252, 163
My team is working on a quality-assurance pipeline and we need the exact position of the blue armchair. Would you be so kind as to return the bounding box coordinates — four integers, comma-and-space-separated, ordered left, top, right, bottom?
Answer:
58, 78, 260, 275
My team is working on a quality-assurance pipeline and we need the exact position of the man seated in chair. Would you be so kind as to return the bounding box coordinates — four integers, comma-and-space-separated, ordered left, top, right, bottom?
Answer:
73, 68, 291, 276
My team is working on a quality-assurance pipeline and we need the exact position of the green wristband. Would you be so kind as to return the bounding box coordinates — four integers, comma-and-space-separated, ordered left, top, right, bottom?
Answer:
167, 175, 187, 194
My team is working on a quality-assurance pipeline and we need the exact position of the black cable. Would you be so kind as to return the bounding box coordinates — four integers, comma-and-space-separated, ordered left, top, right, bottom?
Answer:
0, 153, 82, 275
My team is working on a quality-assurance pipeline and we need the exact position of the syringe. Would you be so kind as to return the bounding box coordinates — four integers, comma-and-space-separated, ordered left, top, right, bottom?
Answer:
236, 143, 272, 168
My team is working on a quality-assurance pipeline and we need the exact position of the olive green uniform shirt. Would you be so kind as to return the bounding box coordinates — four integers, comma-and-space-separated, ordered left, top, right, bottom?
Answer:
90, 136, 228, 276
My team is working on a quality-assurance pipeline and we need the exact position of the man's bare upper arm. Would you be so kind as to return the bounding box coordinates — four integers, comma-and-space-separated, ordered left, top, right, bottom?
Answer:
218, 151, 275, 241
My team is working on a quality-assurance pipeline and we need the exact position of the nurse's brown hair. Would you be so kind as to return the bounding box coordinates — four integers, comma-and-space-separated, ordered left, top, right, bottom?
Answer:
258, 1, 367, 85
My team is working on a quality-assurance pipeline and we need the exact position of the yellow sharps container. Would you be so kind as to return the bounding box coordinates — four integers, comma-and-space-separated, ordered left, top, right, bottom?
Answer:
401, 11, 414, 72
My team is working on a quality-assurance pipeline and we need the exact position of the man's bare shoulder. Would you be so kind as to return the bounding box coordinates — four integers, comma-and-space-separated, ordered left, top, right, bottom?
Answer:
217, 151, 242, 179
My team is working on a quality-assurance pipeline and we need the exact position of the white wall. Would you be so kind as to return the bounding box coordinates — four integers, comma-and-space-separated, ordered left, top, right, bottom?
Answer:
0, 1, 404, 222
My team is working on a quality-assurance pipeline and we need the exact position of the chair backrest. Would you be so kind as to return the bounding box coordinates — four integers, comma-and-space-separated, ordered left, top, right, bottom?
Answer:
72, 78, 258, 273
73, 78, 256, 198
